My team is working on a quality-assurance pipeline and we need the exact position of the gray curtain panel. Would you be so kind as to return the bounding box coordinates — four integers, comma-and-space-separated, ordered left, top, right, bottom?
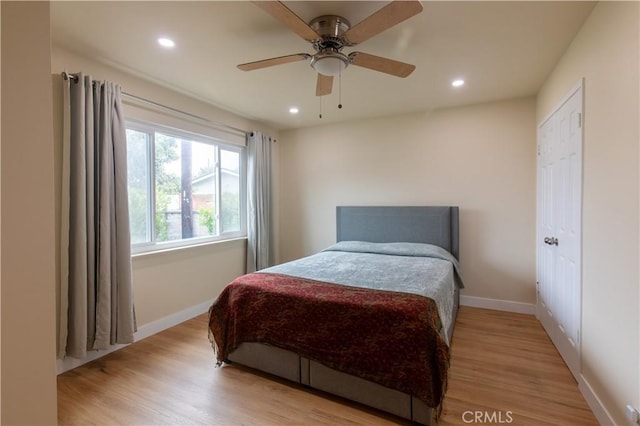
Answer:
59, 74, 136, 359
246, 131, 274, 273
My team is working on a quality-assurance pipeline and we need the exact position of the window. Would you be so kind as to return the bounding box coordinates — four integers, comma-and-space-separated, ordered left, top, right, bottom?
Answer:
126, 121, 245, 253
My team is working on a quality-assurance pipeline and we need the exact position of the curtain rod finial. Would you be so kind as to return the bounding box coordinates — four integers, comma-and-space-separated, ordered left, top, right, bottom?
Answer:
61, 71, 79, 83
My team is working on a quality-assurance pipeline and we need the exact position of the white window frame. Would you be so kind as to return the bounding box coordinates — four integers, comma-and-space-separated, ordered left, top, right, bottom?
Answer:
126, 119, 246, 254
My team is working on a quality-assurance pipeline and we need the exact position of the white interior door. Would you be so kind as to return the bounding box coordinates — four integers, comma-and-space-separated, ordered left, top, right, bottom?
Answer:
536, 82, 583, 380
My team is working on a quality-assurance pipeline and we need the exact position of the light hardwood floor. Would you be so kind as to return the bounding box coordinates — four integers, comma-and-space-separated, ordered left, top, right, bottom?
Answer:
58, 306, 598, 425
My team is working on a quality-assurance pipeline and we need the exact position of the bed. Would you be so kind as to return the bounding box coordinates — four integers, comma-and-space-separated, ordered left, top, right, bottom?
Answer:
208, 206, 462, 424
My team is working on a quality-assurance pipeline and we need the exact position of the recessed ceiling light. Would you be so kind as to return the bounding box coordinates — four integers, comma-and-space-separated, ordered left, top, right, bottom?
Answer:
289, 107, 299, 114
157, 37, 176, 49
451, 79, 465, 87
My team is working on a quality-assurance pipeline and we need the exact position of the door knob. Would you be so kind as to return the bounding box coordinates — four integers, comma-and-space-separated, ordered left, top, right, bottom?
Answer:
543, 237, 559, 246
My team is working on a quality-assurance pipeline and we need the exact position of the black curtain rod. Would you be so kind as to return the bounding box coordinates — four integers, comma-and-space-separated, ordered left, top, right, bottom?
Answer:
248, 132, 276, 143
61, 71, 248, 138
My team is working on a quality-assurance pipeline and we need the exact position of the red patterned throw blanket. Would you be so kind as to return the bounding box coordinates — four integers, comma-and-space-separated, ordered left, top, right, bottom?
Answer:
208, 272, 450, 408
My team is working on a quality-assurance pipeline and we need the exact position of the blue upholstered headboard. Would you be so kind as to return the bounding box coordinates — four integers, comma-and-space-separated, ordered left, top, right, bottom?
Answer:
336, 206, 460, 259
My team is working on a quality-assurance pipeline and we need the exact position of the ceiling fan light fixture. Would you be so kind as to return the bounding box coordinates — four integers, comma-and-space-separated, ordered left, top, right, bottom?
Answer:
311, 52, 349, 77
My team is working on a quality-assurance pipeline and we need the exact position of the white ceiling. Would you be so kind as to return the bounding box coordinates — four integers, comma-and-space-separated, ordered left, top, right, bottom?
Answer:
51, 1, 596, 130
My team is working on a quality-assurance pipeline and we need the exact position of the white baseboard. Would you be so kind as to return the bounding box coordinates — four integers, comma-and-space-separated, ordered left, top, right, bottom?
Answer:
133, 298, 214, 342
57, 298, 214, 375
578, 374, 616, 426
460, 295, 535, 315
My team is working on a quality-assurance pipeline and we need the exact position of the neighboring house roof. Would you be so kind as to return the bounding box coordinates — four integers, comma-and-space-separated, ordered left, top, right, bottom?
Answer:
191, 169, 239, 186
192, 169, 239, 195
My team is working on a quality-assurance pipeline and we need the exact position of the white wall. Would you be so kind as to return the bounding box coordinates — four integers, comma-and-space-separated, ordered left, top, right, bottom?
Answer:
279, 97, 537, 305
50, 47, 278, 350
537, 2, 639, 424
1, 2, 58, 423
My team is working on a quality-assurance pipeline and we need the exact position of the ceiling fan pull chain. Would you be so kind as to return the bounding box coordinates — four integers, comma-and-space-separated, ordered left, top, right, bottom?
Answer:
319, 95, 323, 119
338, 69, 343, 109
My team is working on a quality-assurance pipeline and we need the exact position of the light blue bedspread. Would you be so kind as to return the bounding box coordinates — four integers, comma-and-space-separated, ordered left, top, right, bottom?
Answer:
260, 241, 463, 344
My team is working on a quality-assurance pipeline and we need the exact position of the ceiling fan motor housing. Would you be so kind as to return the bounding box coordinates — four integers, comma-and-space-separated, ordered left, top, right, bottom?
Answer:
310, 15, 351, 50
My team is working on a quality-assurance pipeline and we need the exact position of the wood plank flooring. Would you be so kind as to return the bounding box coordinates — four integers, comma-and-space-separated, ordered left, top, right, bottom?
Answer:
58, 307, 598, 425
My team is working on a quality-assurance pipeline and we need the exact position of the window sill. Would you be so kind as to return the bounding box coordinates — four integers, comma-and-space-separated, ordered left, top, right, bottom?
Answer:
131, 236, 247, 260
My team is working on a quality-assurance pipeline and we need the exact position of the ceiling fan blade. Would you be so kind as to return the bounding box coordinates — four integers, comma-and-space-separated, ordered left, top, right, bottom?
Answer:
316, 74, 333, 96
344, 0, 423, 45
238, 53, 310, 71
349, 52, 416, 78
252, 1, 320, 42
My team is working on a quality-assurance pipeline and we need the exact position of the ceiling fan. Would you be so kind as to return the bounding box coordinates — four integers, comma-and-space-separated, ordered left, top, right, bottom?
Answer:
238, 0, 423, 97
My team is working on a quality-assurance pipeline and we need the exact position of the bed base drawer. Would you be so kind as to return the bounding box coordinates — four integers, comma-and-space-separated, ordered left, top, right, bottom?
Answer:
227, 343, 434, 425
227, 342, 300, 382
